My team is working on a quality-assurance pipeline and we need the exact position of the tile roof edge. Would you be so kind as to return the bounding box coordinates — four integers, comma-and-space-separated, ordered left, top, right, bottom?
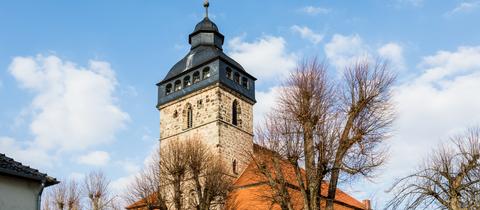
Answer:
0, 153, 58, 186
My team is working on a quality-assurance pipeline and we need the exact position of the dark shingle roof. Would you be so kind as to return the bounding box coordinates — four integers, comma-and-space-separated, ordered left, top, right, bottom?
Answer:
193, 17, 219, 33
160, 45, 246, 84
0, 153, 58, 187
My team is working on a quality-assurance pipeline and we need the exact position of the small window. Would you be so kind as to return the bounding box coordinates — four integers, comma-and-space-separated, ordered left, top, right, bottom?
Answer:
186, 104, 193, 129
165, 84, 172, 95
232, 160, 238, 174
183, 75, 191, 87
226, 67, 232, 79
232, 100, 238, 126
197, 99, 203, 109
174, 80, 182, 91
202, 67, 211, 79
193, 71, 200, 83
233, 72, 240, 83
241, 77, 249, 89
173, 110, 178, 118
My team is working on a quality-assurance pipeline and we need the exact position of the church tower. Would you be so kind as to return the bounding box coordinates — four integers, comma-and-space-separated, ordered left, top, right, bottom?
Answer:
156, 2, 256, 177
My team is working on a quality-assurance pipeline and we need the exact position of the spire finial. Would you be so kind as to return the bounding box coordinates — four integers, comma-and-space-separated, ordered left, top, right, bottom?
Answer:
203, 0, 209, 18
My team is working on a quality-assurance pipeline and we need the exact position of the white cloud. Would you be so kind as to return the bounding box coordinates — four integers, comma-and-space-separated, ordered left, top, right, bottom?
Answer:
445, 1, 480, 16
9, 55, 129, 151
367, 45, 480, 206
0, 136, 53, 168
228, 36, 297, 82
111, 142, 159, 195
291, 25, 324, 45
325, 34, 405, 72
324, 34, 371, 70
299, 6, 331, 15
254, 86, 283, 126
77, 150, 110, 166
378, 42, 406, 71
111, 174, 135, 194
117, 159, 141, 174
2, 55, 128, 168
68, 172, 85, 181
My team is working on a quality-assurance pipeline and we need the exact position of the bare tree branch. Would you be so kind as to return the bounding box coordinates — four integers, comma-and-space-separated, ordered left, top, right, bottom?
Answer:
385, 127, 480, 210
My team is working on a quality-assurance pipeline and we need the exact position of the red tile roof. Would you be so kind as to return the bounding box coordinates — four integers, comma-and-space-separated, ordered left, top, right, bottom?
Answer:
228, 159, 367, 210
126, 146, 368, 210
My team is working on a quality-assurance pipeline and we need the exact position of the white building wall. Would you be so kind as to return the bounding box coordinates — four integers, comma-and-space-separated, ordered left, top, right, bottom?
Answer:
0, 174, 42, 210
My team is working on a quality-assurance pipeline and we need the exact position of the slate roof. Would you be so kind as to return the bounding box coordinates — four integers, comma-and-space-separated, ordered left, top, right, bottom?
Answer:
0, 153, 58, 187
193, 17, 219, 33
159, 45, 246, 84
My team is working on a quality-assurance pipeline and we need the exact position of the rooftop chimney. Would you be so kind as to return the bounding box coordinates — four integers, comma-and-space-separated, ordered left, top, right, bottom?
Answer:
363, 199, 371, 210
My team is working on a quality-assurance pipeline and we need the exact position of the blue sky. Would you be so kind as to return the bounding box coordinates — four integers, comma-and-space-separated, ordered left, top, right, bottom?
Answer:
2, 0, 480, 207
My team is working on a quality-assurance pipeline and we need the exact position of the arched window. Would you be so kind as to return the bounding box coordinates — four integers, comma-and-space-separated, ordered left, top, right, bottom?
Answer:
174, 80, 182, 91
185, 104, 193, 129
233, 72, 240, 83
202, 67, 210, 79
193, 71, 200, 83
241, 77, 249, 89
165, 84, 172, 95
232, 160, 237, 174
232, 100, 238, 126
226, 67, 232, 79
183, 75, 191, 87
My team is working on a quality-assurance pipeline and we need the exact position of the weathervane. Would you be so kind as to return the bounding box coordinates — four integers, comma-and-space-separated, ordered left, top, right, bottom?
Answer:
204, 0, 209, 18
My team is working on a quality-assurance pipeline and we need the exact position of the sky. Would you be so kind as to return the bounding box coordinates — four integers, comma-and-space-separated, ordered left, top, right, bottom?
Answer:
1, 0, 480, 208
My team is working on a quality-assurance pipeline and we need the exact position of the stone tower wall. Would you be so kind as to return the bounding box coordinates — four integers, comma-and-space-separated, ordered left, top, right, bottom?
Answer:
216, 88, 254, 175
159, 84, 254, 176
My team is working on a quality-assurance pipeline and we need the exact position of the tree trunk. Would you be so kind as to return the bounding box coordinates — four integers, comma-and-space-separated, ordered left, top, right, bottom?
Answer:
173, 177, 182, 210
326, 167, 339, 210
326, 150, 347, 210
304, 122, 317, 210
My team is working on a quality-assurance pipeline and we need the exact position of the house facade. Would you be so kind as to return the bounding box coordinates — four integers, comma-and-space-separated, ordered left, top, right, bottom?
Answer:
0, 153, 58, 210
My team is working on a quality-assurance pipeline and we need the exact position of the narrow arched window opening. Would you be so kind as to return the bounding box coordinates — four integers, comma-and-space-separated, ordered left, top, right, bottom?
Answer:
226, 67, 232, 79
193, 71, 200, 83
232, 160, 238, 174
165, 84, 172, 95
233, 72, 240, 83
186, 104, 193, 129
232, 100, 238, 126
184, 75, 191, 87
174, 80, 182, 91
241, 77, 249, 89
202, 67, 210, 79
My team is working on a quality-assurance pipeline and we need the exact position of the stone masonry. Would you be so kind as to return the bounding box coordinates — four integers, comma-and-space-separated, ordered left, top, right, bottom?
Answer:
158, 83, 254, 177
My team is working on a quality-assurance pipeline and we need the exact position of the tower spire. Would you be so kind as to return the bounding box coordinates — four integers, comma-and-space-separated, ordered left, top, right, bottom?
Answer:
203, 0, 209, 18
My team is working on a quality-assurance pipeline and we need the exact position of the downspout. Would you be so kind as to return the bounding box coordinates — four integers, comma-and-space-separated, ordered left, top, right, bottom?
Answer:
37, 180, 46, 210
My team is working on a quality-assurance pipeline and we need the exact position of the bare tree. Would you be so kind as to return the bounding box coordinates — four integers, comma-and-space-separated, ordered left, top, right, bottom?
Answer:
253, 59, 337, 210
44, 178, 82, 210
326, 60, 395, 210
252, 58, 395, 210
385, 127, 480, 210
125, 148, 168, 210
52, 181, 67, 210
84, 171, 115, 210
126, 138, 233, 210
159, 140, 188, 210
185, 138, 233, 210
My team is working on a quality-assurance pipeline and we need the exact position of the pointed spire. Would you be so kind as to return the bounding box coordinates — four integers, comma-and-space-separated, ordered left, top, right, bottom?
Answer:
203, 0, 209, 18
